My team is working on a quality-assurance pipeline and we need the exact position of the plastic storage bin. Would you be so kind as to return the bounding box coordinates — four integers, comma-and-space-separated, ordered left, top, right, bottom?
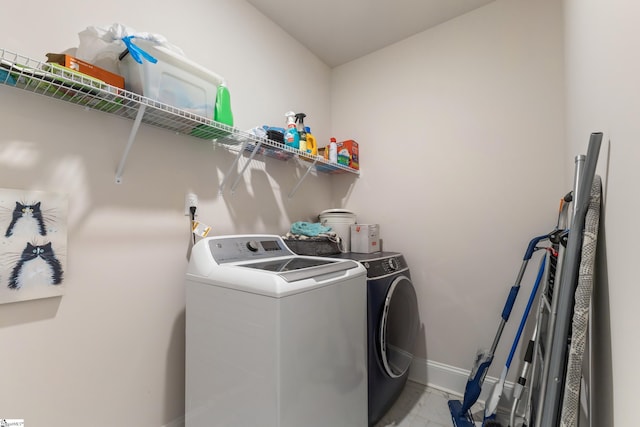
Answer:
119, 39, 224, 119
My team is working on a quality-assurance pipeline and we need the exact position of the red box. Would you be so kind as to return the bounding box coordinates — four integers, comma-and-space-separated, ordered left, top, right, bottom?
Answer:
46, 53, 125, 89
336, 139, 359, 170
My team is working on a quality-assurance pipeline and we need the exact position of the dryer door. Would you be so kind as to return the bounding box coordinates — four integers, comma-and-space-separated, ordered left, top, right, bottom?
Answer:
379, 275, 419, 378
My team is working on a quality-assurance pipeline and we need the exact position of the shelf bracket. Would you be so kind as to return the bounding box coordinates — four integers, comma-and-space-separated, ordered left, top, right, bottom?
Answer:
288, 157, 319, 198
115, 104, 146, 184
229, 140, 263, 194
218, 139, 249, 195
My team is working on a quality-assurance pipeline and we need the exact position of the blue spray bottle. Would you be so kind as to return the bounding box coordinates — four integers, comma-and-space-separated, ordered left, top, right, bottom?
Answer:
284, 111, 299, 149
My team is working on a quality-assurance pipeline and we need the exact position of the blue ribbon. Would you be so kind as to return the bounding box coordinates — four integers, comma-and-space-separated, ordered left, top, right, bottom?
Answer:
122, 36, 158, 64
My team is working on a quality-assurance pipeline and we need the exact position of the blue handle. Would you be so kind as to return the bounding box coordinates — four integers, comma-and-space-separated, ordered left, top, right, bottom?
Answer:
523, 234, 550, 260
506, 254, 547, 368
501, 285, 519, 321
122, 36, 158, 64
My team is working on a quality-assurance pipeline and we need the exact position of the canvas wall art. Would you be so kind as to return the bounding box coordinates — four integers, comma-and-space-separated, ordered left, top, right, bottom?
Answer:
0, 188, 68, 304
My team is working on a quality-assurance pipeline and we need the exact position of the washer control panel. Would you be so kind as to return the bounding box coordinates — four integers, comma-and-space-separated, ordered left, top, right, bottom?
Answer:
207, 235, 295, 264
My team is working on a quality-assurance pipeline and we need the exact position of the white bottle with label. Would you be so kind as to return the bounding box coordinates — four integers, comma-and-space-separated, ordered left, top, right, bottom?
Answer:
328, 137, 338, 163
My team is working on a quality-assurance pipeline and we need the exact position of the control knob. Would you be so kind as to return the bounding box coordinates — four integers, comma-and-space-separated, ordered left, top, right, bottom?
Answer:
387, 257, 398, 271
246, 241, 260, 252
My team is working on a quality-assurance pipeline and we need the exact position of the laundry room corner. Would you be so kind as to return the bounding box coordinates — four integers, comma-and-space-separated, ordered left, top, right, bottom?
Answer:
330, 0, 565, 385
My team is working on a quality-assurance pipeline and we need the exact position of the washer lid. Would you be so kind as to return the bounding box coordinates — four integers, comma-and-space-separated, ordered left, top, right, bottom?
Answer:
186, 235, 366, 297
241, 256, 359, 282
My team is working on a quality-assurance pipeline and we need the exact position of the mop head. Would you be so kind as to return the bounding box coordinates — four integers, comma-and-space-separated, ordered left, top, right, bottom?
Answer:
448, 400, 475, 427
449, 400, 506, 427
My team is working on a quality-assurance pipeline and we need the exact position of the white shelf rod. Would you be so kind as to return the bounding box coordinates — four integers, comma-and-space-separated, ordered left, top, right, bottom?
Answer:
230, 140, 263, 194
218, 139, 249, 195
115, 104, 147, 184
288, 157, 319, 198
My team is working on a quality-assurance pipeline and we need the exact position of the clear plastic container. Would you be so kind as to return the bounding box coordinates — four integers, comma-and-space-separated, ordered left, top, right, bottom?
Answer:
119, 39, 224, 119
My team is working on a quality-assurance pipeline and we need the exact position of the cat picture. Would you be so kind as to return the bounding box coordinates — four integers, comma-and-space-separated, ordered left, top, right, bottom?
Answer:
0, 188, 67, 304
5, 201, 48, 237
8, 241, 64, 290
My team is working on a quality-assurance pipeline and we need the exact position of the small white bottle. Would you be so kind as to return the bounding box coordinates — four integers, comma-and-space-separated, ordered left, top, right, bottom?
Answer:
328, 137, 338, 163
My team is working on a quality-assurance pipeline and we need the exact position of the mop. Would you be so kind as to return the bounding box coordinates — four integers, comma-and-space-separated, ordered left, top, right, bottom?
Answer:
483, 251, 549, 426
448, 234, 550, 427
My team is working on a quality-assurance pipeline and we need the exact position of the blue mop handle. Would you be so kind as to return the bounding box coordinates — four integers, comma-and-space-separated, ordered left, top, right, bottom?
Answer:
524, 234, 550, 261
502, 234, 549, 322
501, 285, 520, 322
506, 254, 547, 368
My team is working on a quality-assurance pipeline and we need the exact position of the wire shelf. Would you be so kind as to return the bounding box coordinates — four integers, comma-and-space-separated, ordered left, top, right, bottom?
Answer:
233, 132, 360, 174
0, 48, 359, 181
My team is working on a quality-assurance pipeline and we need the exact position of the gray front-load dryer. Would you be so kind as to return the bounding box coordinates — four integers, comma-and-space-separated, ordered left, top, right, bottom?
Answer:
333, 251, 420, 425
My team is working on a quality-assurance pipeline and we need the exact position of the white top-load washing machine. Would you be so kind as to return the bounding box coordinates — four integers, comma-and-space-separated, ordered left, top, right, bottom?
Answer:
185, 234, 368, 427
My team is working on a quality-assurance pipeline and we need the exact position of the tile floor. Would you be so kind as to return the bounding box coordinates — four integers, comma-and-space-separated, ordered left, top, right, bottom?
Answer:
374, 380, 509, 427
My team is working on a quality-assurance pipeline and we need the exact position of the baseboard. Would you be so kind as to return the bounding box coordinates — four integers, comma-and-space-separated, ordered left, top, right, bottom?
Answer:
408, 357, 516, 413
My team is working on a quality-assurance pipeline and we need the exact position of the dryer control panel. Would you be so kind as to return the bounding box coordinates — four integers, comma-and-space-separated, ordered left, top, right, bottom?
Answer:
329, 251, 409, 279
362, 255, 408, 279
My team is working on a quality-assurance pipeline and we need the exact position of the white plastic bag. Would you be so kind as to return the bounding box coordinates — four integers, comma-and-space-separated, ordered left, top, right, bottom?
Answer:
75, 23, 184, 74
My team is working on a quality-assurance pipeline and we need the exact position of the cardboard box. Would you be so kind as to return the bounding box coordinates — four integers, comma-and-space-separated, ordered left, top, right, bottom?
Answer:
350, 224, 380, 253
46, 53, 125, 89
336, 139, 359, 170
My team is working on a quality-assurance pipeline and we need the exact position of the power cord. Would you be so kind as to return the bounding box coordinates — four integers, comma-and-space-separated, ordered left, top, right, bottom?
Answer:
190, 205, 197, 244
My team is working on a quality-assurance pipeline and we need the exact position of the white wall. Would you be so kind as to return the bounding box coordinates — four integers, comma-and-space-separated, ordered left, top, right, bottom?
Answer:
0, 1, 336, 426
564, 1, 640, 425
331, 0, 564, 382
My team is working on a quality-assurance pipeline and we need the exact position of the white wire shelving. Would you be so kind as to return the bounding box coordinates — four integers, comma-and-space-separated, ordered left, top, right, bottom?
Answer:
0, 48, 359, 194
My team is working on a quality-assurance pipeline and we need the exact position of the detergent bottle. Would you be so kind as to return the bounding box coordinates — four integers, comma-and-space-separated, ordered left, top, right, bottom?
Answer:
295, 113, 307, 153
283, 111, 299, 149
214, 82, 234, 126
304, 127, 318, 156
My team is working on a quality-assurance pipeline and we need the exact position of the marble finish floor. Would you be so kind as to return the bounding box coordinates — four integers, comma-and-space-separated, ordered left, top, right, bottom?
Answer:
374, 381, 511, 427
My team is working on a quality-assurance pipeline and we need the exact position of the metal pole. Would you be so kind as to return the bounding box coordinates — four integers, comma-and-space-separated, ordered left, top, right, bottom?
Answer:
572, 154, 585, 221
538, 132, 602, 427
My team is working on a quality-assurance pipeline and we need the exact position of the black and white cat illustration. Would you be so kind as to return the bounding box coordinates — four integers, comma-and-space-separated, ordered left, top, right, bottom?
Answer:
5, 201, 47, 237
8, 242, 63, 289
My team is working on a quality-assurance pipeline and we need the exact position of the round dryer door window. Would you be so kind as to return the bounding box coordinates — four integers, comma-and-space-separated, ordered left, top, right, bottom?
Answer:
379, 275, 419, 378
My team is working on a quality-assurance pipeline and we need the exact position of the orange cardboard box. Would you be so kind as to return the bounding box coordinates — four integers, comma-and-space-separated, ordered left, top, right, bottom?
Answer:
46, 53, 125, 89
336, 139, 359, 170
